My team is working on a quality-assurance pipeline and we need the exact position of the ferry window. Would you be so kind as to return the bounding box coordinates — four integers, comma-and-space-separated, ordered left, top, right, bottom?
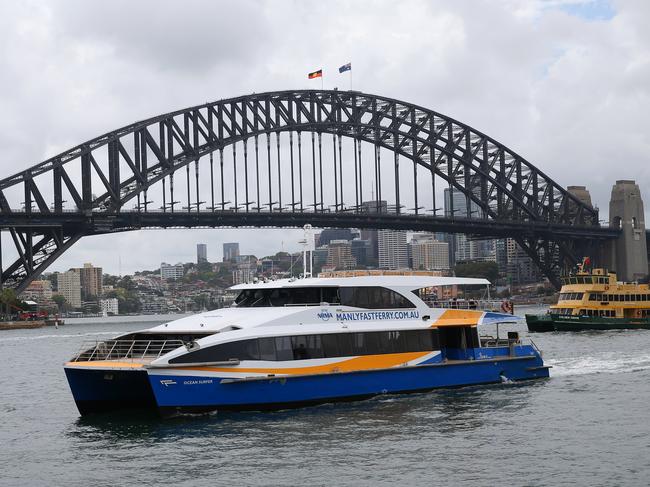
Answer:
258, 337, 276, 361
291, 335, 324, 360
321, 333, 340, 358
173, 330, 443, 364
351, 332, 367, 355
275, 336, 294, 361
420, 329, 436, 350
321, 287, 340, 304
362, 332, 382, 354
337, 333, 355, 357
169, 339, 260, 364
288, 287, 322, 305
269, 289, 292, 306
235, 287, 342, 307
340, 287, 414, 309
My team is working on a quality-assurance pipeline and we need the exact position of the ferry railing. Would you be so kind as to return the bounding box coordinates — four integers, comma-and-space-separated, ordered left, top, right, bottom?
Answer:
425, 299, 505, 312
71, 339, 185, 362
528, 338, 542, 356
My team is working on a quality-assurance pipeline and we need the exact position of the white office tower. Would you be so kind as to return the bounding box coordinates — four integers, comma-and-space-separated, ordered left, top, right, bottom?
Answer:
410, 235, 450, 271
378, 230, 408, 270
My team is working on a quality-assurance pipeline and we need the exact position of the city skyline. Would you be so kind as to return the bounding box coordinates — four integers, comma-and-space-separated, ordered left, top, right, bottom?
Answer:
1, 0, 648, 275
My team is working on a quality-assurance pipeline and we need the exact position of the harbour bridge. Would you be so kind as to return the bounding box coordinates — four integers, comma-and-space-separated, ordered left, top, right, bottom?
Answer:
0, 89, 622, 292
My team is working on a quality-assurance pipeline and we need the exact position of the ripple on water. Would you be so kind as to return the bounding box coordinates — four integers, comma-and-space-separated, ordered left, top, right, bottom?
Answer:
1, 316, 650, 486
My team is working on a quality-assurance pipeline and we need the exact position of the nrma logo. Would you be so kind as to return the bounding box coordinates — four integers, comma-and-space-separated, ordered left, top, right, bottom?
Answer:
317, 310, 333, 321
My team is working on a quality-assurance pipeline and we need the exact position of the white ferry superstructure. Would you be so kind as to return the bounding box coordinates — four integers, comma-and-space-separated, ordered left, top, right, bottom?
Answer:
64, 275, 549, 416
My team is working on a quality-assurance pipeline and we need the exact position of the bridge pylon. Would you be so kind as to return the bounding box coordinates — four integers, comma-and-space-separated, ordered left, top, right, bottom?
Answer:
607, 180, 648, 282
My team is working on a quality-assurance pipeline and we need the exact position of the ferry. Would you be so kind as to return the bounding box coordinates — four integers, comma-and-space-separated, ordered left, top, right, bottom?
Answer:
64, 276, 549, 417
526, 263, 650, 332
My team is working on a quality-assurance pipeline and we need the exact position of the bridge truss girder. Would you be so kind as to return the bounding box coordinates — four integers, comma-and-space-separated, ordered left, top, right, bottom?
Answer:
0, 90, 610, 292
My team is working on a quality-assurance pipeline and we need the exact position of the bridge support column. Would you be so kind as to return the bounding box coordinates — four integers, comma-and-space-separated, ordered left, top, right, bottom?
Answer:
608, 180, 648, 282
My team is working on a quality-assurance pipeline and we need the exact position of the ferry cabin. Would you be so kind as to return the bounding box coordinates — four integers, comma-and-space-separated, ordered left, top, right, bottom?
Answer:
550, 268, 650, 319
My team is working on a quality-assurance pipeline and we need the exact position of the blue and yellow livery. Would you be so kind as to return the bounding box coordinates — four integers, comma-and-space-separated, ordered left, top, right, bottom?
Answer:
64, 275, 549, 416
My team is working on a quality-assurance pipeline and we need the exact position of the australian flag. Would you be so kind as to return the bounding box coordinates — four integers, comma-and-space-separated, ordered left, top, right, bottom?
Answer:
339, 62, 351, 73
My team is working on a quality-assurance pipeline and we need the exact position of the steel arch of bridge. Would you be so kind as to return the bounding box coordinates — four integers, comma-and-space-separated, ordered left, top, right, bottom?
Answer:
0, 89, 617, 291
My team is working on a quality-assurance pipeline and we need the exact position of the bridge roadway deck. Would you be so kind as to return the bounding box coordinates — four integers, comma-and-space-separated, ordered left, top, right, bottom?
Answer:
0, 210, 621, 240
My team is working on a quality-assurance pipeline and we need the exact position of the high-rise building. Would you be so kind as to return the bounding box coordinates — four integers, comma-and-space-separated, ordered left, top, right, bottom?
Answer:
351, 239, 372, 267
360, 200, 388, 267
57, 270, 82, 309
506, 238, 539, 284
160, 262, 185, 280
326, 240, 357, 270
318, 229, 355, 246
410, 235, 450, 271
77, 263, 103, 299
197, 243, 208, 263
443, 187, 498, 266
378, 230, 408, 269
223, 242, 240, 262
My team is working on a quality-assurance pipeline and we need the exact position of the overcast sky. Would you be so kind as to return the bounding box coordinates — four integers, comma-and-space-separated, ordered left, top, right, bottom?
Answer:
0, 0, 648, 275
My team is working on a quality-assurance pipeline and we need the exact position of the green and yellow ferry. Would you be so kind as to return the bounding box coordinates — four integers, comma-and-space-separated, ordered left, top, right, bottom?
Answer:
526, 267, 650, 332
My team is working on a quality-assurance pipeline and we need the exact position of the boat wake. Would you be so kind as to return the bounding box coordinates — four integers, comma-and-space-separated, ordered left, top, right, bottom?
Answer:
0, 331, 115, 343
548, 352, 650, 377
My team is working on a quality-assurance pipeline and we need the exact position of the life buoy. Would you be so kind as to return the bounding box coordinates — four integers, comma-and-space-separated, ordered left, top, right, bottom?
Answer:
604, 285, 609, 291
501, 300, 513, 314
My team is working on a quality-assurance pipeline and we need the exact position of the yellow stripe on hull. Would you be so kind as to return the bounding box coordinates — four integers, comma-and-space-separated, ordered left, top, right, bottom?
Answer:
181, 351, 432, 375
65, 361, 145, 369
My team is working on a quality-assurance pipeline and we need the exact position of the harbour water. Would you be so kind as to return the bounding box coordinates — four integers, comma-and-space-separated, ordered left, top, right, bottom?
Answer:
1, 307, 650, 486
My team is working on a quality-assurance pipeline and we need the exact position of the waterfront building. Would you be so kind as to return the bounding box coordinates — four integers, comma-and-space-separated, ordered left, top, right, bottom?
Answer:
232, 267, 256, 285
160, 262, 185, 280
57, 270, 82, 309
410, 235, 450, 271
223, 242, 240, 262
76, 263, 103, 300
326, 240, 357, 270
197, 243, 208, 263
21, 280, 53, 303
378, 229, 408, 270
99, 298, 119, 315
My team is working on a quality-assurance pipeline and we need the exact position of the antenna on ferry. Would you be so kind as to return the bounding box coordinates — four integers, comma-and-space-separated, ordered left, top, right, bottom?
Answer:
300, 224, 315, 278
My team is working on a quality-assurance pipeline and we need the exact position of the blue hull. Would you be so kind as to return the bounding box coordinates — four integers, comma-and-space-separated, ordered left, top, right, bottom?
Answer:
64, 367, 157, 415
149, 347, 549, 416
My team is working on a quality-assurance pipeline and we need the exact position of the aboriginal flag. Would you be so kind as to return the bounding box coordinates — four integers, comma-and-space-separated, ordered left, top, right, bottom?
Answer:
308, 69, 322, 79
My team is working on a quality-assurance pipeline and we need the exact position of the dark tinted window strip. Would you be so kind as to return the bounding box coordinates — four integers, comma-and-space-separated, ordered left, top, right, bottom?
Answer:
170, 329, 439, 364
234, 286, 415, 309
